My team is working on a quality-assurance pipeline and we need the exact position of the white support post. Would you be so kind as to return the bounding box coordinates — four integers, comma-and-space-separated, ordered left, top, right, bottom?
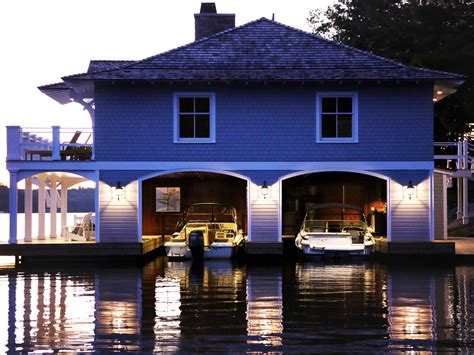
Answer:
24, 177, 33, 242
37, 176, 46, 240
457, 141, 463, 220
6, 126, 22, 161
8, 171, 18, 244
50, 175, 58, 238
94, 171, 100, 243
61, 182, 68, 237
52, 126, 60, 161
462, 139, 469, 224
443, 174, 448, 240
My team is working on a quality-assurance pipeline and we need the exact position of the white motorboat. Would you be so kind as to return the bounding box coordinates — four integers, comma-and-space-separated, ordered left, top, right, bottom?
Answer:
295, 203, 375, 256
165, 203, 245, 259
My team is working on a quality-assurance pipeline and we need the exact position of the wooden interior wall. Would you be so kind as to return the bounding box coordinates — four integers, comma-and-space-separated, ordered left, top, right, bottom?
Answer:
282, 172, 387, 235
142, 173, 247, 236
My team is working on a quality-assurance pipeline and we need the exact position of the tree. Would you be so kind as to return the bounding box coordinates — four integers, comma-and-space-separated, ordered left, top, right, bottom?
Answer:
308, 0, 474, 141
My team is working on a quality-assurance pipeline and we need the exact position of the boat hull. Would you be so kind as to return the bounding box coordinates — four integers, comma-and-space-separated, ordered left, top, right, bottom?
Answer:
296, 232, 375, 256
299, 243, 374, 256
165, 242, 192, 259
165, 242, 239, 259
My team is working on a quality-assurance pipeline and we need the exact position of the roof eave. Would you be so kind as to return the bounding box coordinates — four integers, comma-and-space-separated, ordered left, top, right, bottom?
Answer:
38, 83, 74, 105
434, 78, 465, 102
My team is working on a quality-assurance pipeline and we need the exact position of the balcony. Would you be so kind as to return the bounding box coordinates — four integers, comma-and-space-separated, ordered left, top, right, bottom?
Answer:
6, 126, 94, 161
434, 139, 473, 175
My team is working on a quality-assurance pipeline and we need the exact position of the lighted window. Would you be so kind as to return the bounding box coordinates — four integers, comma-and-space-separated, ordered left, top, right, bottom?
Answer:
156, 187, 181, 212
174, 93, 215, 143
316, 92, 358, 143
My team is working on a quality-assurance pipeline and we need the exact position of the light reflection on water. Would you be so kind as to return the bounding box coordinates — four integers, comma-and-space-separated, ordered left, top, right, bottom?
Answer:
0, 259, 474, 352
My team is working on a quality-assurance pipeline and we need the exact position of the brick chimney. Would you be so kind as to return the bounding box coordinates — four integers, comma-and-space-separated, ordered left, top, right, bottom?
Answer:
194, 3, 235, 41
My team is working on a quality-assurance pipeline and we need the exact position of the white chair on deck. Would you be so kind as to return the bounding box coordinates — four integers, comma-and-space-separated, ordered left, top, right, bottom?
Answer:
65, 212, 95, 241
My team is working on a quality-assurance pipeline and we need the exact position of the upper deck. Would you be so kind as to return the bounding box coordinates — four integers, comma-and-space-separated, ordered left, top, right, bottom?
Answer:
6, 126, 94, 162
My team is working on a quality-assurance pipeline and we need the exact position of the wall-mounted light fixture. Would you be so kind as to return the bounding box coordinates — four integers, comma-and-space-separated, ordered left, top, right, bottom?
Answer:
404, 180, 416, 200
113, 181, 124, 201
260, 181, 269, 199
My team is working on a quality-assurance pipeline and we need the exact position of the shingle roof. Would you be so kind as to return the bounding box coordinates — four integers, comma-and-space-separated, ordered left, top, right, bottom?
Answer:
62, 18, 463, 82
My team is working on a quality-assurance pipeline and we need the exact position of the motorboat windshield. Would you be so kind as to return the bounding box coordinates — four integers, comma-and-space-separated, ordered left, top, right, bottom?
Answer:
184, 203, 237, 223
302, 204, 369, 233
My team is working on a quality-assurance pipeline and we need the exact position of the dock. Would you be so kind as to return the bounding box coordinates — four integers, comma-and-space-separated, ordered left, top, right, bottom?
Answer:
0, 235, 164, 261
2, 235, 474, 261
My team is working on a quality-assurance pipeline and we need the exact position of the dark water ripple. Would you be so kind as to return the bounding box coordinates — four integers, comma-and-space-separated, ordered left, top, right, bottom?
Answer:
1, 257, 474, 352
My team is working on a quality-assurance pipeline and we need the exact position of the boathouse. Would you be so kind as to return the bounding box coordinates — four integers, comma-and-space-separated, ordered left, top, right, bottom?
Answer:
5, 3, 467, 256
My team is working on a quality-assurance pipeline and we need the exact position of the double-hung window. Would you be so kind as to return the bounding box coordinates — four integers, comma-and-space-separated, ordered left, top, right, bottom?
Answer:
316, 92, 358, 143
174, 92, 216, 143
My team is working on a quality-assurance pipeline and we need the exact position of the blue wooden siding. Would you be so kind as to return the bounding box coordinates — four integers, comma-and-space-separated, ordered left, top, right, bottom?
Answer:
382, 170, 431, 242
94, 83, 433, 162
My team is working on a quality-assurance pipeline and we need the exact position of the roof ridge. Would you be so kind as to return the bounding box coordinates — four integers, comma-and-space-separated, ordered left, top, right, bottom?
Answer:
63, 18, 269, 80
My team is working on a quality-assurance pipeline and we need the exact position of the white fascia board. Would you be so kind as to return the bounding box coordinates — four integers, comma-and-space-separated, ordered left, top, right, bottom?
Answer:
7, 161, 434, 171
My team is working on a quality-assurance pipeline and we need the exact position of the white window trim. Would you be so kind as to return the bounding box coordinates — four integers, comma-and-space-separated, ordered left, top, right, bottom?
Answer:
316, 92, 359, 143
173, 92, 216, 143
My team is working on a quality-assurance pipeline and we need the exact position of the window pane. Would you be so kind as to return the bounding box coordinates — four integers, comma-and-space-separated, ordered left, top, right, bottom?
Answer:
338, 97, 352, 113
321, 114, 337, 138
195, 97, 210, 113
195, 114, 210, 138
179, 98, 194, 113
322, 97, 337, 113
338, 114, 352, 137
179, 114, 194, 138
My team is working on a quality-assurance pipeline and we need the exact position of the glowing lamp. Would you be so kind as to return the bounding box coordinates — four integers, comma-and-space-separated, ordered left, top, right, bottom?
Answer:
405, 181, 416, 200
261, 181, 269, 199
114, 181, 124, 201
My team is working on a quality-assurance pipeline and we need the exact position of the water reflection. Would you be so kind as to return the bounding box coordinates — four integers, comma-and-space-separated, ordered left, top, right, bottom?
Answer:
1, 259, 474, 352
283, 261, 388, 352
95, 267, 142, 351
387, 268, 436, 351
6, 270, 96, 353
246, 267, 283, 347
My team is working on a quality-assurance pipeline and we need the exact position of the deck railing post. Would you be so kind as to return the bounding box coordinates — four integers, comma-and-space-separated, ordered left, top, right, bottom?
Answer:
6, 126, 22, 161
52, 126, 60, 160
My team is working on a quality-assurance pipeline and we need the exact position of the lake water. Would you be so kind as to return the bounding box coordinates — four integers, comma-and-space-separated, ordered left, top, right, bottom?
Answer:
1, 258, 474, 352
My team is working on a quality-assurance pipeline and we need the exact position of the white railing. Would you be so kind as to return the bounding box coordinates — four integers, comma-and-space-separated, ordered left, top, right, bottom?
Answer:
434, 139, 473, 171
6, 126, 94, 161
